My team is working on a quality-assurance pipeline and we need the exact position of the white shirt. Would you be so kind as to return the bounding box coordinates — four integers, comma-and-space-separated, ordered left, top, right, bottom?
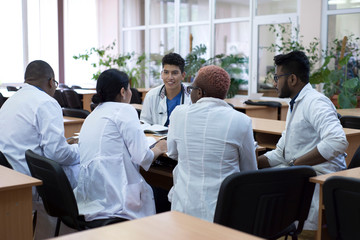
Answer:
264, 83, 348, 230
167, 97, 258, 222
265, 83, 348, 174
140, 84, 191, 125
0, 84, 80, 188
74, 102, 155, 221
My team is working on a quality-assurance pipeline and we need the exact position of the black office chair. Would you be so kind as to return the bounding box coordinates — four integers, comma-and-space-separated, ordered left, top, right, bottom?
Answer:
71, 85, 82, 89
53, 90, 68, 108
90, 103, 98, 111
0, 92, 6, 108
25, 150, 127, 236
130, 88, 142, 104
0, 151, 12, 169
59, 83, 70, 89
62, 108, 90, 119
340, 116, 360, 129
323, 176, 360, 240
347, 145, 360, 169
7, 86, 18, 91
214, 166, 316, 240
62, 89, 83, 109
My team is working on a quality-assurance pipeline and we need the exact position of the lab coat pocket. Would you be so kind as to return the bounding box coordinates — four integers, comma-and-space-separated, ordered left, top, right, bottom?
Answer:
123, 181, 145, 211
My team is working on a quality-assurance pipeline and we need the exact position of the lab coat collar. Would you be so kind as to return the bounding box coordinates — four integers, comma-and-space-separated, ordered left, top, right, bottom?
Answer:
196, 97, 232, 108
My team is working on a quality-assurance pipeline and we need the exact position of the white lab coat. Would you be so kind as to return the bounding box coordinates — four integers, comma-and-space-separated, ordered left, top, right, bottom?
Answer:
167, 97, 258, 222
265, 83, 348, 230
140, 83, 191, 125
74, 102, 156, 221
0, 84, 80, 188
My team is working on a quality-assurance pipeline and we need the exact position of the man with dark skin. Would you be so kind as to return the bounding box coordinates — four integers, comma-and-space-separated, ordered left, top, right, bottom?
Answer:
257, 51, 348, 230
0, 60, 79, 187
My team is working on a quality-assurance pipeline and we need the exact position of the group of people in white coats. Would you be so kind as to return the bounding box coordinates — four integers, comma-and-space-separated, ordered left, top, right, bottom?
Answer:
0, 50, 348, 237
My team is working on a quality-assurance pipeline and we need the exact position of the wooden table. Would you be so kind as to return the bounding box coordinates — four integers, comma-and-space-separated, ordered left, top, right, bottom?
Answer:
63, 116, 84, 138
251, 117, 360, 166
225, 98, 288, 120
0, 166, 42, 240
73, 89, 96, 112
310, 167, 360, 240
48, 211, 264, 240
337, 108, 360, 117
131, 103, 142, 111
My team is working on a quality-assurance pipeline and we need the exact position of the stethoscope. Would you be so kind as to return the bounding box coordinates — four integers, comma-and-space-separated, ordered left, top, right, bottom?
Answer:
158, 84, 185, 115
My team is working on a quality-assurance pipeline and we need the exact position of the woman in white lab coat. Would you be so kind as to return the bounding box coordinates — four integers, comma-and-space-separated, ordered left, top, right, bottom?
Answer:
74, 69, 167, 221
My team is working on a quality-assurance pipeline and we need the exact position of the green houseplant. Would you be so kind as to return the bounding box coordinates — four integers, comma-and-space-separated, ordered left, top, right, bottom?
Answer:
310, 36, 360, 108
266, 23, 360, 108
73, 41, 147, 88
184, 44, 249, 98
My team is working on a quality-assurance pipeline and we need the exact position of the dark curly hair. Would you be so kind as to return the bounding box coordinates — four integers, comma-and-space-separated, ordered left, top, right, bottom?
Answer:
92, 69, 129, 104
162, 52, 185, 73
274, 50, 310, 83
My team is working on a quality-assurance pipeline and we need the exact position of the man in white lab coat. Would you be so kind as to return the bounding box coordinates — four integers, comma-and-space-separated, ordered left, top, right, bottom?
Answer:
167, 65, 258, 222
257, 50, 348, 230
0, 60, 80, 188
140, 53, 191, 126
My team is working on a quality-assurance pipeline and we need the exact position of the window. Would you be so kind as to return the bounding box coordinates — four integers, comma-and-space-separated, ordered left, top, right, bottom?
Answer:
64, 0, 98, 88
0, 1, 25, 83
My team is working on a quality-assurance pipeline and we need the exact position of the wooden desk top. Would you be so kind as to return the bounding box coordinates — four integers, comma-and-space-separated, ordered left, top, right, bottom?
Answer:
337, 108, 360, 117
225, 97, 288, 109
131, 103, 142, 110
251, 117, 285, 135
0, 166, 42, 191
63, 116, 85, 124
251, 117, 360, 136
50, 211, 263, 240
225, 98, 269, 109
136, 88, 152, 93
309, 167, 360, 185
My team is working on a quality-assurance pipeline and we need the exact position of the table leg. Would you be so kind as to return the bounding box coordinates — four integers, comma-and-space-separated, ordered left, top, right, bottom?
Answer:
316, 184, 323, 240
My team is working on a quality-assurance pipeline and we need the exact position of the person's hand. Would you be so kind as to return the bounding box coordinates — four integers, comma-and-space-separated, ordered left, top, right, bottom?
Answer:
67, 136, 79, 144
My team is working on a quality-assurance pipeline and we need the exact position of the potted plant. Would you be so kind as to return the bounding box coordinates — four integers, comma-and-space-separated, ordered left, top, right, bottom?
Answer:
73, 41, 147, 88
311, 36, 360, 108
183, 44, 249, 98
266, 23, 360, 108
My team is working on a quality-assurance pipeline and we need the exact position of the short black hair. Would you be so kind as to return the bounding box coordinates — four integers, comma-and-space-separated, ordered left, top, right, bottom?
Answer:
92, 69, 129, 104
24, 60, 54, 81
274, 50, 310, 83
162, 52, 185, 73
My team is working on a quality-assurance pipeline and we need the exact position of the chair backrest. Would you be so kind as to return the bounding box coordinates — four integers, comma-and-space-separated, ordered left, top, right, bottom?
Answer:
348, 145, 360, 169
323, 176, 360, 240
59, 83, 70, 89
130, 88, 142, 104
214, 166, 316, 239
62, 89, 83, 109
53, 90, 68, 108
0, 151, 13, 169
7, 86, 18, 91
71, 85, 82, 89
62, 108, 90, 119
25, 150, 80, 229
90, 103, 98, 111
0, 92, 6, 108
340, 116, 360, 129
